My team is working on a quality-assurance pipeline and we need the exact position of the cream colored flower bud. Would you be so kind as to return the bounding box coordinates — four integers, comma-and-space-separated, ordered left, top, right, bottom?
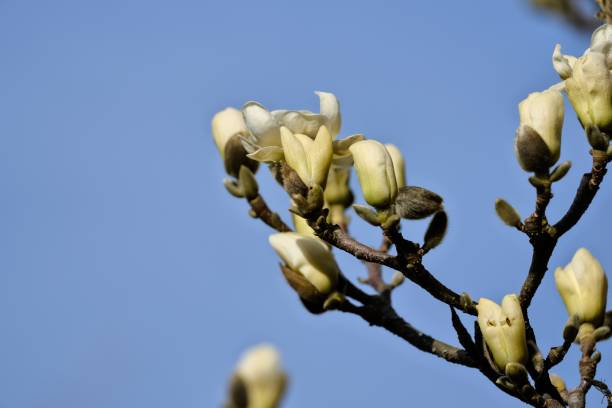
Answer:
385, 144, 406, 188
324, 166, 352, 207
235, 344, 287, 408
555, 248, 608, 329
476, 294, 528, 372
291, 213, 316, 238
349, 140, 398, 209
281, 126, 333, 187
269, 232, 339, 295
566, 51, 612, 133
518, 89, 564, 166
212, 107, 249, 157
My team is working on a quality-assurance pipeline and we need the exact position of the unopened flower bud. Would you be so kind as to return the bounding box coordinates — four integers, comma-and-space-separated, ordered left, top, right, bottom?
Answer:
212, 107, 249, 157
232, 344, 287, 408
349, 140, 398, 209
281, 126, 333, 188
476, 294, 528, 372
291, 212, 316, 238
555, 248, 608, 334
515, 89, 564, 171
269, 232, 340, 296
324, 166, 353, 208
212, 108, 259, 177
385, 144, 406, 188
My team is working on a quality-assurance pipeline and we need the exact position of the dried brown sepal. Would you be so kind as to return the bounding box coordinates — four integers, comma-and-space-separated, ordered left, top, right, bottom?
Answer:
224, 135, 259, 178
514, 125, 554, 172
225, 374, 248, 408
505, 362, 529, 385
423, 210, 448, 251
224, 179, 244, 198
394, 186, 444, 220
586, 126, 610, 151
238, 165, 259, 200
280, 264, 327, 314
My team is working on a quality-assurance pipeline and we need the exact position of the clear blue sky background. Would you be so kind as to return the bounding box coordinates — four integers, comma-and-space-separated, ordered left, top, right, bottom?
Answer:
1, 1, 610, 407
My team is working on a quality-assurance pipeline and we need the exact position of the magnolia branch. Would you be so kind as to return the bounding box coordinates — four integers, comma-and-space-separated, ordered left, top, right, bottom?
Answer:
338, 279, 477, 368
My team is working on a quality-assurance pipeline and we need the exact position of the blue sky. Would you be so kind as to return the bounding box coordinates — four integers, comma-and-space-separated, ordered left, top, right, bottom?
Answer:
1, 1, 610, 407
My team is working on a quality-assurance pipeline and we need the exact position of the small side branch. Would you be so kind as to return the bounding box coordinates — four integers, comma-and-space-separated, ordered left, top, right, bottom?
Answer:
339, 281, 477, 368
248, 195, 292, 232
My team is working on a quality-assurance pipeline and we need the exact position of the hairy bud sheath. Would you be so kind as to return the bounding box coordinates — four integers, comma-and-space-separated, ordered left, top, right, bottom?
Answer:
476, 294, 528, 372
349, 140, 398, 209
555, 248, 608, 338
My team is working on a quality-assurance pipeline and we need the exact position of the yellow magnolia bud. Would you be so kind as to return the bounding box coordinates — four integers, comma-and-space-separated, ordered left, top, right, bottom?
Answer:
291, 212, 316, 238
566, 51, 612, 133
555, 248, 608, 330
212, 107, 249, 158
324, 166, 352, 207
268, 232, 339, 295
476, 294, 528, 372
385, 144, 406, 188
518, 89, 564, 167
349, 140, 398, 209
234, 344, 287, 408
281, 126, 333, 187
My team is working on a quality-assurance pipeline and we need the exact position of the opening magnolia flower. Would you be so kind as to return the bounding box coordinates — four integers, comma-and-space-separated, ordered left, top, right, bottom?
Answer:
553, 24, 612, 134
476, 294, 528, 372
239, 92, 364, 165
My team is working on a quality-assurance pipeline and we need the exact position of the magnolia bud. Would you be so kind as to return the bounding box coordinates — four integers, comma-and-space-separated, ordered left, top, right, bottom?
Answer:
212, 108, 259, 177
555, 248, 608, 333
476, 294, 528, 372
269, 232, 340, 296
281, 126, 333, 188
324, 166, 353, 207
349, 140, 398, 209
385, 144, 406, 188
291, 212, 316, 238
212, 107, 249, 157
566, 51, 612, 134
232, 344, 287, 408
519, 90, 564, 163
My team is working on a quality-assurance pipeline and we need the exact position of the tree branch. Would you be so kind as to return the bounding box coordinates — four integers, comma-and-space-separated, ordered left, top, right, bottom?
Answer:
248, 194, 292, 232
338, 280, 478, 368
